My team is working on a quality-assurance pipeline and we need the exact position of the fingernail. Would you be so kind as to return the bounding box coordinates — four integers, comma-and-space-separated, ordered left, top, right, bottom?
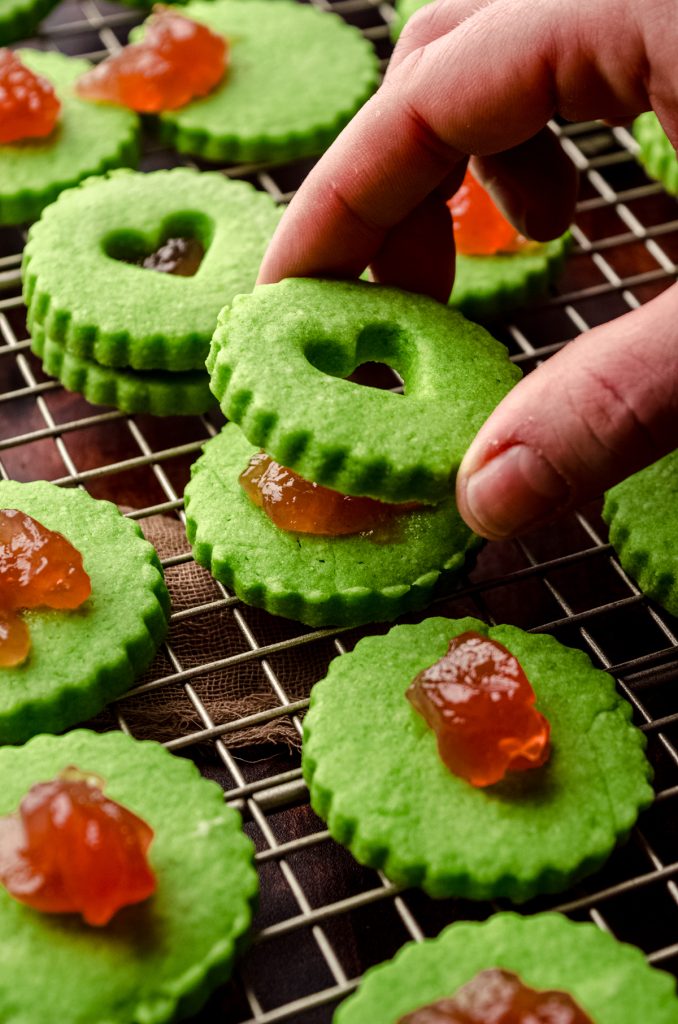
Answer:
460, 445, 570, 540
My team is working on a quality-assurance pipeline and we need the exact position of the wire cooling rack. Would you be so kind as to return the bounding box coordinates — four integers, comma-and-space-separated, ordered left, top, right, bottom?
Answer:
3, 1, 678, 1020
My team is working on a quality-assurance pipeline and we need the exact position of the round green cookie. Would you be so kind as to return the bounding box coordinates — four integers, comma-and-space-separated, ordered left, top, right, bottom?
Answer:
31, 325, 216, 416
0, 50, 139, 226
603, 449, 678, 617
23, 168, 282, 372
0, 729, 257, 1024
131, 0, 379, 164
0, 0, 60, 44
0, 480, 170, 745
334, 912, 678, 1023
451, 235, 571, 320
184, 423, 479, 628
633, 112, 678, 193
303, 616, 652, 901
208, 278, 521, 505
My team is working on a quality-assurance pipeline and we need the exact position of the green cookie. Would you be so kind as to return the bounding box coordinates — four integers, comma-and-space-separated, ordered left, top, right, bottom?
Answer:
0, 50, 139, 226
452, 235, 571, 319
633, 112, 678, 193
0, 0, 60, 44
0, 729, 257, 1024
132, 0, 379, 164
184, 424, 479, 628
335, 912, 678, 1024
31, 326, 216, 417
208, 278, 521, 504
23, 168, 282, 372
603, 449, 678, 616
0, 480, 170, 745
303, 616, 652, 901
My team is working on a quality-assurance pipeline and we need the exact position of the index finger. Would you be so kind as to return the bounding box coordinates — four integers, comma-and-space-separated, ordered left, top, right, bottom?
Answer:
257, 0, 648, 286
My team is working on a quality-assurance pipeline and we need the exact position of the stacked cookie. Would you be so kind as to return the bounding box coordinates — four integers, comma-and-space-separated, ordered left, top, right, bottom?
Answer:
22, 168, 281, 415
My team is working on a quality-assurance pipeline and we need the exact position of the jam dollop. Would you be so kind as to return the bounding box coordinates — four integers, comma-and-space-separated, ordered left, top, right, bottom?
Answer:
0, 766, 156, 926
406, 631, 550, 787
0, 508, 92, 667
75, 7, 228, 113
448, 170, 529, 256
398, 969, 593, 1023
240, 451, 418, 536
0, 49, 60, 144
139, 236, 205, 276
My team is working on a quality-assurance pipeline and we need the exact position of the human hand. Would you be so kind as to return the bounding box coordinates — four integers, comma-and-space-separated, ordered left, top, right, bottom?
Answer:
258, 0, 678, 539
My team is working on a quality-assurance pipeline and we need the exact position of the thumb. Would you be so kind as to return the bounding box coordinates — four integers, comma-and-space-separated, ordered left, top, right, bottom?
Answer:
456, 283, 678, 540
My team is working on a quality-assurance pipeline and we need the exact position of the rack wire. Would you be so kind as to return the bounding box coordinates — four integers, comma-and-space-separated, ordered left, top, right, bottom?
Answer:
2, 0, 678, 1020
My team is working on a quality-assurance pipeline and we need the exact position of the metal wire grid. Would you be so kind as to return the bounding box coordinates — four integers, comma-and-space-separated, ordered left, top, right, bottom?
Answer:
2, 1, 678, 1020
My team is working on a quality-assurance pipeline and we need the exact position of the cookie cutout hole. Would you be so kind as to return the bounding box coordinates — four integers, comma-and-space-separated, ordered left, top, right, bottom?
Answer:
305, 323, 407, 392
102, 211, 214, 277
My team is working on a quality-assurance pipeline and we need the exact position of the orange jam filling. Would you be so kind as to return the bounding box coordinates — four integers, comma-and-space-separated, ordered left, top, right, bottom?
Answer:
240, 451, 419, 537
448, 169, 530, 256
398, 968, 593, 1023
75, 7, 228, 113
0, 49, 60, 144
0, 509, 91, 667
0, 767, 156, 926
406, 632, 550, 787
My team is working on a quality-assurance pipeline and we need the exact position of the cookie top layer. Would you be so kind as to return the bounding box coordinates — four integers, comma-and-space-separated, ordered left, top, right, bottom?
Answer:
603, 449, 678, 616
138, 0, 379, 163
0, 480, 169, 745
184, 423, 479, 627
208, 279, 521, 504
0, 50, 139, 226
0, 0, 60, 45
303, 616, 652, 901
335, 912, 678, 1023
633, 112, 678, 194
0, 729, 257, 1024
23, 168, 282, 371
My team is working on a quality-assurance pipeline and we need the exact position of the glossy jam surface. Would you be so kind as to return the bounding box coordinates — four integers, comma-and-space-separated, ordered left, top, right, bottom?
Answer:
407, 632, 550, 787
240, 451, 418, 536
0, 49, 60, 144
75, 7, 228, 113
448, 170, 529, 256
0, 509, 91, 667
398, 969, 593, 1023
0, 767, 156, 926
139, 236, 205, 276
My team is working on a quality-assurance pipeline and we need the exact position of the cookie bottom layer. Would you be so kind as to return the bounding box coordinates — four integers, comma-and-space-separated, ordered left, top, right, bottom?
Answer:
185, 423, 479, 627
32, 326, 215, 416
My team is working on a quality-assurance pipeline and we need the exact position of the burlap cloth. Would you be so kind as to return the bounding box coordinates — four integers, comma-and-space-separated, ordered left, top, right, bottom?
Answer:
111, 510, 337, 750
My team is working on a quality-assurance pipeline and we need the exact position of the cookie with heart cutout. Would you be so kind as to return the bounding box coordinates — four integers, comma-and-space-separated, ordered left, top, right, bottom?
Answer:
334, 912, 678, 1024
0, 728, 257, 1024
303, 616, 653, 901
0, 479, 170, 745
0, 50, 139, 226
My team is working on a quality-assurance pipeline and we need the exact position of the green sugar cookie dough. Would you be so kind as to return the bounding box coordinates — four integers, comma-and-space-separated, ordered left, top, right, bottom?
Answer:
303, 616, 652, 901
0, 50, 139, 226
0, 480, 170, 745
185, 424, 479, 627
633, 112, 678, 193
603, 449, 678, 617
132, 0, 379, 164
452, 235, 571, 320
23, 168, 282, 372
31, 325, 216, 416
208, 278, 521, 504
0, 729, 257, 1024
0, 0, 60, 44
334, 912, 678, 1024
